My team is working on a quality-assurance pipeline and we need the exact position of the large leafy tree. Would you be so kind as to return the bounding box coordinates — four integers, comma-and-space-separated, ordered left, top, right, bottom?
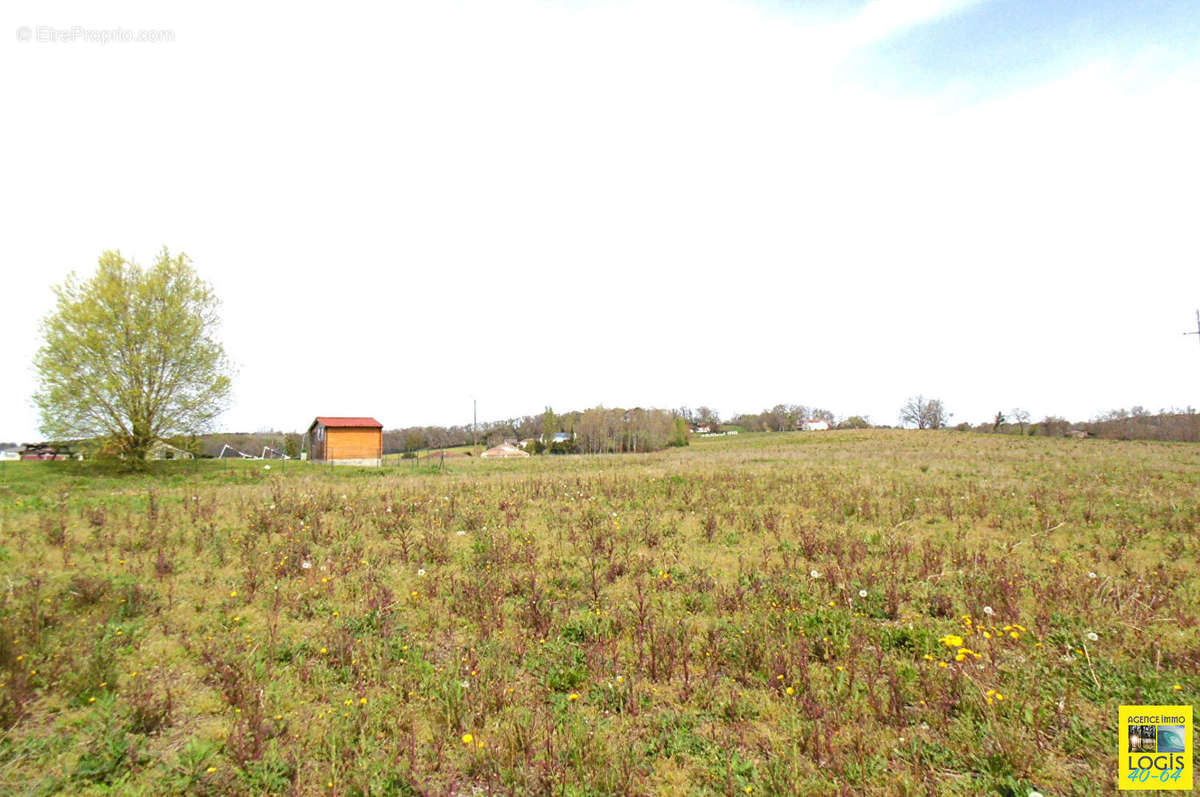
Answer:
34, 248, 232, 459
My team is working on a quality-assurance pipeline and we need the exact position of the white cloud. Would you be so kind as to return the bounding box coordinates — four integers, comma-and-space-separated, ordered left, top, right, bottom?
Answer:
843, 0, 985, 49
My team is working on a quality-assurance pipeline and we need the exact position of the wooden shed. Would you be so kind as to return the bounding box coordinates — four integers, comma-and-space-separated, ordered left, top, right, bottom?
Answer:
305, 417, 383, 466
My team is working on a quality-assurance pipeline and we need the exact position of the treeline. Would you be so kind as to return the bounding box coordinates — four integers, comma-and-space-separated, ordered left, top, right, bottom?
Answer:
573, 407, 687, 453
725, 404, 859, 431
1086, 408, 1200, 442
385, 406, 686, 455
963, 408, 1200, 443
174, 405, 1200, 459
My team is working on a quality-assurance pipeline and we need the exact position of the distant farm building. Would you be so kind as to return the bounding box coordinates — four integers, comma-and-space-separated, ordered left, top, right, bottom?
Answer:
801, 420, 830, 431
19, 443, 77, 461
305, 417, 383, 466
481, 443, 530, 459
147, 441, 194, 460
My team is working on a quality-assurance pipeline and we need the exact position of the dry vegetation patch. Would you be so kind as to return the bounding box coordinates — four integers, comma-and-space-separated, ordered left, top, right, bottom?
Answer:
0, 430, 1196, 794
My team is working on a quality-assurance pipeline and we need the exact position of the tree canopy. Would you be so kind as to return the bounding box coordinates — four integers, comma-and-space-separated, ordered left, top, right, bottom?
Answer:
900, 395, 949, 430
34, 248, 232, 460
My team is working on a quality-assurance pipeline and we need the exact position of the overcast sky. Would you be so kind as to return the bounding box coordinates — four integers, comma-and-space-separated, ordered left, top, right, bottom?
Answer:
3, 0, 1199, 440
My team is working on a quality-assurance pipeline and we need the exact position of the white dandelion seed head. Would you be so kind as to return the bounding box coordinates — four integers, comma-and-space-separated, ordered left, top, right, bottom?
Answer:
810, 570, 821, 579
983, 606, 994, 616
1086, 632, 1099, 642
301, 560, 312, 570
264, 464, 271, 470
1087, 572, 1097, 579
859, 590, 868, 598
417, 569, 426, 577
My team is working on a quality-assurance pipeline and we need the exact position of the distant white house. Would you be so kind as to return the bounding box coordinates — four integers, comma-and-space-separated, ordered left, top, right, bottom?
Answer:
801, 420, 830, 431
552, 431, 573, 444
0, 451, 19, 461
691, 425, 712, 435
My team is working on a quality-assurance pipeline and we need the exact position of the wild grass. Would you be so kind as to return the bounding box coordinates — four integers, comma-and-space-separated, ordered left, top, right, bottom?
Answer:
0, 430, 1195, 795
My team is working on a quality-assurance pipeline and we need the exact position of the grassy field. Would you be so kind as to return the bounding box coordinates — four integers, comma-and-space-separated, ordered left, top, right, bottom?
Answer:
0, 430, 1196, 795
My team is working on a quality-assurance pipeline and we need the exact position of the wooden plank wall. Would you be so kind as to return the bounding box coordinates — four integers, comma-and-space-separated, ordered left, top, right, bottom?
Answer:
325, 428, 382, 460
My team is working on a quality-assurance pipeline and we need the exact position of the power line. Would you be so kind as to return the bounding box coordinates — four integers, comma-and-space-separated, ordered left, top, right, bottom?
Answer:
1186, 309, 1200, 345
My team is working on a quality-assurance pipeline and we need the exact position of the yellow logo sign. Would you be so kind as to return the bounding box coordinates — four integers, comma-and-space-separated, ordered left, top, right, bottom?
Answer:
1119, 705, 1192, 790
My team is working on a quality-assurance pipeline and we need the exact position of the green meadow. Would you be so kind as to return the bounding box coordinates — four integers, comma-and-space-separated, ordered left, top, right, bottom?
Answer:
0, 430, 1196, 795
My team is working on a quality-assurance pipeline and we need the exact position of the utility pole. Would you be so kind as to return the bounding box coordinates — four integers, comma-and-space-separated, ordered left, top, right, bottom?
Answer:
472, 398, 477, 454
1186, 310, 1200, 345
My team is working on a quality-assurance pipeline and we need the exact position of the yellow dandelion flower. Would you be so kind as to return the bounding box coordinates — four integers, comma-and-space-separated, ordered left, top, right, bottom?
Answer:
462, 733, 474, 745
786, 686, 795, 696
568, 693, 580, 701
940, 635, 964, 648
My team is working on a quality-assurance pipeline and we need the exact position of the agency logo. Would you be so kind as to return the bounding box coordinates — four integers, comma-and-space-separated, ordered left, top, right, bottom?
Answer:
1119, 705, 1192, 790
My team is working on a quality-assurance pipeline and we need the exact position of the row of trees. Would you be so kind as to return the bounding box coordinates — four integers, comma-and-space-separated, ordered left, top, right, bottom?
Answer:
967, 407, 1200, 442
381, 406, 688, 455
726, 404, 838, 432
573, 407, 686, 453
